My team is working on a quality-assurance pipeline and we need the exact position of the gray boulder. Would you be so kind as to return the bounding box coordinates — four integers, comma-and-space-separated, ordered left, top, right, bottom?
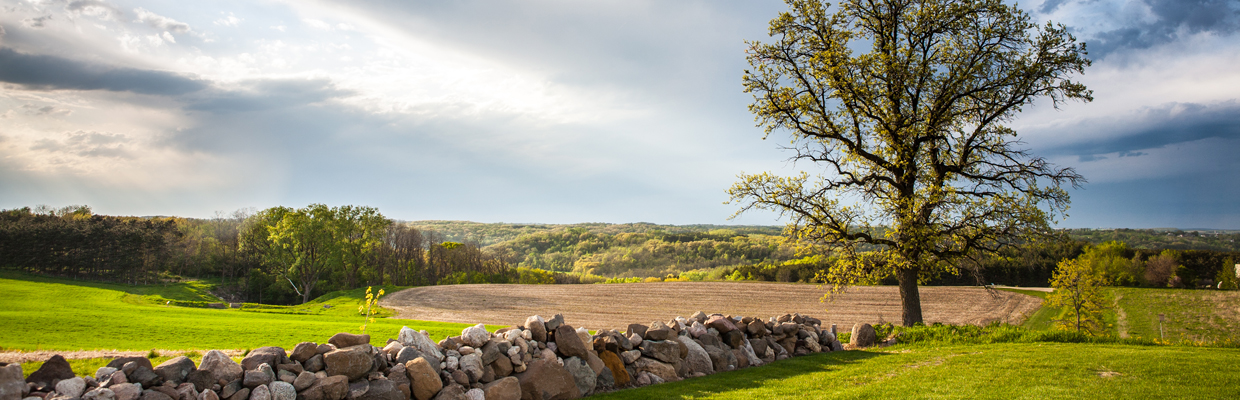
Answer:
561, 358, 595, 397
248, 385, 270, 400
55, 377, 86, 398
82, 388, 115, 400
110, 384, 140, 400
154, 357, 196, 386
324, 346, 373, 381
638, 340, 680, 364
200, 351, 243, 384
850, 323, 877, 347
459, 325, 488, 349
0, 364, 24, 400
676, 337, 713, 376
267, 382, 294, 400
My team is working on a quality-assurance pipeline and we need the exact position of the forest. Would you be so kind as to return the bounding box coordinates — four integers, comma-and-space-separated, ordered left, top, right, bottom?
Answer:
2, 205, 1237, 305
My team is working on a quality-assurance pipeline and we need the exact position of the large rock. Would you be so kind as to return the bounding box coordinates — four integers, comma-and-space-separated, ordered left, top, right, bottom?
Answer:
186, 370, 215, 394
428, 385, 465, 400
457, 354, 482, 383
552, 325, 588, 360
55, 377, 86, 398
242, 348, 289, 372
324, 346, 374, 381
111, 384, 140, 400
395, 348, 423, 366
625, 324, 647, 338
523, 317, 547, 343
129, 366, 164, 388
722, 330, 745, 349
705, 315, 738, 334
249, 384, 271, 400
355, 380, 400, 400
293, 371, 317, 392
398, 329, 443, 363
675, 337, 713, 376
701, 345, 732, 373
268, 382, 295, 400
0, 364, 24, 400
301, 375, 348, 400
243, 364, 274, 388
480, 377, 518, 400
290, 343, 319, 363
404, 359, 441, 400
154, 357, 197, 385
632, 358, 677, 383
141, 389, 175, 400
513, 358, 580, 400
543, 315, 564, 333
643, 322, 673, 341
460, 325, 489, 349
560, 358, 594, 397
746, 320, 768, 337
84, 387, 116, 400
26, 355, 75, 390
638, 341, 680, 364
596, 352, 629, 387
850, 323, 877, 347
328, 333, 371, 349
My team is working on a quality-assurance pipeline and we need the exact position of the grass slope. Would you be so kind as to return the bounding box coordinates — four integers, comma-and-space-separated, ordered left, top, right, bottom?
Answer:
0, 272, 500, 351
1113, 287, 1240, 343
591, 343, 1240, 399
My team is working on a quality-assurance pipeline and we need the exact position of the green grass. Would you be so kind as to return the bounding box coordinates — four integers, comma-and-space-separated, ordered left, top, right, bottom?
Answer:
0, 271, 502, 351
1112, 287, 1240, 344
590, 342, 1240, 399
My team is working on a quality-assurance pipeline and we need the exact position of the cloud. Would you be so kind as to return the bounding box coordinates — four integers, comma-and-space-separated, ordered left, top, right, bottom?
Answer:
1042, 0, 1240, 57
30, 130, 133, 159
0, 47, 207, 95
133, 7, 191, 34
1046, 100, 1240, 158
23, 15, 52, 28
20, 104, 73, 117
65, 0, 122, 21
214, 13, 241, 27
185, 78, 354, 114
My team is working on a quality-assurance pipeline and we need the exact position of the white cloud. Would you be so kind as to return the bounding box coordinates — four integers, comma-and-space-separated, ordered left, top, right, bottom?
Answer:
214, 13, 242, 27
133, 7, 191, 34
302, 19, 332, 30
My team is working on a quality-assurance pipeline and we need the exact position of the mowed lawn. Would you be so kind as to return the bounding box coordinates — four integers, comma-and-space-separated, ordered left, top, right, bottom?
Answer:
0, 272, 496, 351
590, 342, 1240, 400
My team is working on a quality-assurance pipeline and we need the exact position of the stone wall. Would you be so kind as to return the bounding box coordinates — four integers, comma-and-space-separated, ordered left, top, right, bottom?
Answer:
1, 312, 847, 400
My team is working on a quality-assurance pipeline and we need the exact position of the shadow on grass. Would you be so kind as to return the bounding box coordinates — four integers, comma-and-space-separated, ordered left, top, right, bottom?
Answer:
590, 350, 888, 400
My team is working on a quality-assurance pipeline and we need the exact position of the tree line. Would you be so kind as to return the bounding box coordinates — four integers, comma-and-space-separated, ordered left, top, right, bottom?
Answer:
0, 205, 513, 304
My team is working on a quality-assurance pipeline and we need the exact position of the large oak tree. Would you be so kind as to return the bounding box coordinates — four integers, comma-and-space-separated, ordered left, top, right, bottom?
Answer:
730, 0, 1091, 325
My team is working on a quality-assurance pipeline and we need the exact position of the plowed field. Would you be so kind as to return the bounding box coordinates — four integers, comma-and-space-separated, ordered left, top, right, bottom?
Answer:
380, 282, 1042, 331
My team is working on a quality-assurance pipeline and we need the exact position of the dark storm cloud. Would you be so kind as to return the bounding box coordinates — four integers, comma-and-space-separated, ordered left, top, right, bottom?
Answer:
1054, 0, 1240, 57
1046, 100, 1240, 158
0, 47, 207, 95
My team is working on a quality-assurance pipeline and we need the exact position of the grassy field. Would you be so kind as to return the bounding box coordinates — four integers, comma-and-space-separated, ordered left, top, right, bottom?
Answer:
1113, 287, 1240, 343
0, 271, 501, 352
590, 342, 1240, 399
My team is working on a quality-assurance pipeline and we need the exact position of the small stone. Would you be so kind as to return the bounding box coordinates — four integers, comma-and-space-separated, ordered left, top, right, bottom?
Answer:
241, 348, 289, 372
153, 357, 196, 386
690, 311, 708, 324
186, 370, 214, 394
226, 388, 248, 400
290, 343, 319, 363
129, 366, 163, 388
196, 390, 218, 400
304, 355, 325, 373
141, 389, 174, 400
543, 315, 564, 333
625, 324, 648, 338
347, 380, 368, 400
552, 325, 588, 360
108, 358, 153, 373
95, 368, 120, 382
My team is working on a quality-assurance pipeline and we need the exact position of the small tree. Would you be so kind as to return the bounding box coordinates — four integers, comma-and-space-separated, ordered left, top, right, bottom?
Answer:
1047, 258, 1107, 335
1216, 257, 1238, 290
1143, 250, 1179, 287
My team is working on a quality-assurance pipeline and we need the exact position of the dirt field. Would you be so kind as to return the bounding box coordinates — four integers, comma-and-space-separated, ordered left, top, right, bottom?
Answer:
380, 282, 1042, 331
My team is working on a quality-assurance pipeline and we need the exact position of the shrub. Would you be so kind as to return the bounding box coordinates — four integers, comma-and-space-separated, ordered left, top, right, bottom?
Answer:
1144, 250, 1179, 287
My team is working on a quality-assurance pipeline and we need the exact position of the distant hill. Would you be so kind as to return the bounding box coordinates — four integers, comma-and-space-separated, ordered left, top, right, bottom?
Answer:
1065, 228, 1240, 252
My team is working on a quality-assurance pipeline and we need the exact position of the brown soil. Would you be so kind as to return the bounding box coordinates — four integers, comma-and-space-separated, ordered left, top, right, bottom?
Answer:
380, 282, 1042, 331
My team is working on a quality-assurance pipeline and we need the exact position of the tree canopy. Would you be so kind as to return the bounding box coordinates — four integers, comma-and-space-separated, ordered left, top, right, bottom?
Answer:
730, 0, 1091, 325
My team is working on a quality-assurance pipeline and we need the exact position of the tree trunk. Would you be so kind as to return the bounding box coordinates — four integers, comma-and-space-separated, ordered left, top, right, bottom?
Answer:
897, 267, 924, 326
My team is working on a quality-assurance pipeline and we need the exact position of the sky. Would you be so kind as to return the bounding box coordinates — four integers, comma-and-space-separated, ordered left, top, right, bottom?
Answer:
0, 0, 1237, 229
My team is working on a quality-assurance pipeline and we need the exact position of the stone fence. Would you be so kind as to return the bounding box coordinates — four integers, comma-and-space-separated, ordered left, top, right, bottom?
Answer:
1, 312, 870, 400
